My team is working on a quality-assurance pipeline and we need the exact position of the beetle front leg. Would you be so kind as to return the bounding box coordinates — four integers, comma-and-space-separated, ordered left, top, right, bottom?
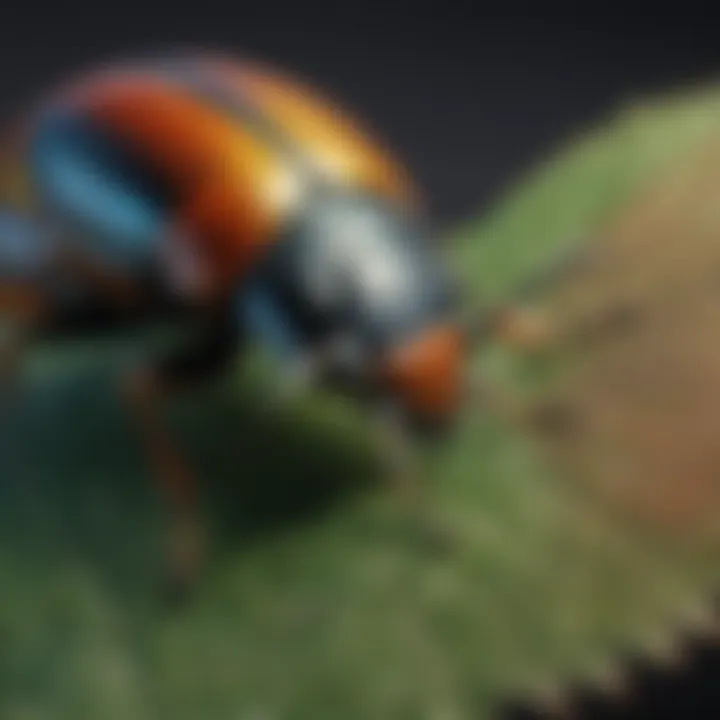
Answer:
124, 312, 240, 599
123, 365, 206, 600
373, 405, 420, 502
372, 405, 455, 553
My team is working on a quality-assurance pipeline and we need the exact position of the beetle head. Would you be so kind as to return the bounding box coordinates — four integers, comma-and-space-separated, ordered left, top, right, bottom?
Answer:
375, 322, 464, 439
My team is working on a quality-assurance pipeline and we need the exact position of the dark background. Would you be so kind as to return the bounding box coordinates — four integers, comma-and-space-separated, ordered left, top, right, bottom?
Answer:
3, 3, 720, 228
3, 2, 720, 717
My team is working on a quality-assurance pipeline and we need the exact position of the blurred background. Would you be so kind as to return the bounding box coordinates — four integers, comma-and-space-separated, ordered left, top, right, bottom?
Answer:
3, 2, 720, 718
2, 3, 720, 229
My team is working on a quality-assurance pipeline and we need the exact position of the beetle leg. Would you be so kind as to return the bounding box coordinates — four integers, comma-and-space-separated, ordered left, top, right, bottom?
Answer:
123, 365, 206, 600
373, 404, 419, 502
123, 312, 239, 599
465, 365, 582, 440
372, 404, 455, 553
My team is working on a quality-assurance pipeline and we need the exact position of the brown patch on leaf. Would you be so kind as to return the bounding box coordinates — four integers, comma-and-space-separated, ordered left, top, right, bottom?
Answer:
528, 136, 720, 541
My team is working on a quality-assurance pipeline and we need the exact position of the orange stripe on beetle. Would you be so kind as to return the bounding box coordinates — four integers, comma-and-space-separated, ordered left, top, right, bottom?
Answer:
201, 56, 422, 209
71, 72, 301, 290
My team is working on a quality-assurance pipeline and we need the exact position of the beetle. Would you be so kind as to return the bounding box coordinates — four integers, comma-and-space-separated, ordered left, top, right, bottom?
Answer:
0, 51, 542, 594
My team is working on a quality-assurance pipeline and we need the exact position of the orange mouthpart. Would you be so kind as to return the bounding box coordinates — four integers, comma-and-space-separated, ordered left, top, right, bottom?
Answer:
381, 325, 464, 419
